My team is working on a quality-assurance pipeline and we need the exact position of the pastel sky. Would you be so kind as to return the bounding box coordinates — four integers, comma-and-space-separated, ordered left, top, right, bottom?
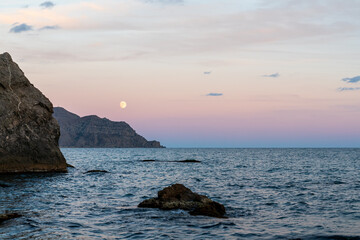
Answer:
1, 0, 360, 147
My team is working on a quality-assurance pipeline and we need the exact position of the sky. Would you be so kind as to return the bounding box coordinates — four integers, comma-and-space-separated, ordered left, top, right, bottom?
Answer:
1, 0, 360, 147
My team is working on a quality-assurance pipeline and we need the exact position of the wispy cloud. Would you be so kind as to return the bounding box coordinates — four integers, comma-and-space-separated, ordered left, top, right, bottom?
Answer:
337, 87, 360, 92
206, 93, 223, 96
204, 71, 211, 75
39, 25, 60, 31
9, 23, 33, 33
263, 73, 280, 78
1, 0, 359, 63
141, 0, 184, 5
40, 1, 55, 9
342, 76, 360, 83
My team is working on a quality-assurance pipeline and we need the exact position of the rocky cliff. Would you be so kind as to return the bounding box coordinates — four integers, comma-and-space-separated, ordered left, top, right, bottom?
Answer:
53, 107, 164, 148
0, 52, 67, 173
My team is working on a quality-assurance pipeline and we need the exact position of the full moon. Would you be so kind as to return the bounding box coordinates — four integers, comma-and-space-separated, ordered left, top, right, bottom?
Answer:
120, 101, 127, 109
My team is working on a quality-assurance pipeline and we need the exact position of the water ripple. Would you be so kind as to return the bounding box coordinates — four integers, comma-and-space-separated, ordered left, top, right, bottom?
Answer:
1, 148, 360, 239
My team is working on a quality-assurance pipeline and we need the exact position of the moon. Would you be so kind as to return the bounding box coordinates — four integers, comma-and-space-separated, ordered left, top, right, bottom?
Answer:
120, 101, 127, 109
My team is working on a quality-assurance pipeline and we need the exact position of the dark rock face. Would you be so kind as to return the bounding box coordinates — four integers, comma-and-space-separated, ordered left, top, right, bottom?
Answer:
138, 184, 226, 218
53, 107, 164, 148
0, 52, 67, 173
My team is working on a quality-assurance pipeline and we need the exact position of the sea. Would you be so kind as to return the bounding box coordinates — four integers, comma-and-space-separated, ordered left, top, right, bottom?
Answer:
1, 148, 360, 240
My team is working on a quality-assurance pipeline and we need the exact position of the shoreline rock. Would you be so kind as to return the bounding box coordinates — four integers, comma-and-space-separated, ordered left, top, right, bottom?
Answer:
0, 52, 67, 173
138, 184, 226, 218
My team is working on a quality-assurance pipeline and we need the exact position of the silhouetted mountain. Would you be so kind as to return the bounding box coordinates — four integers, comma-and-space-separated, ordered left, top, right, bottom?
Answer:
53, 107, 164, 148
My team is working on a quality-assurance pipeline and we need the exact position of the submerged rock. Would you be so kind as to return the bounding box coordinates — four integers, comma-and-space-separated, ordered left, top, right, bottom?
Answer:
0, 213, 21, 223
177, 159, 201, 163
138, 184, 226, 218
84, 170, 109, 173
66, 163, 75, 168
0, 52, 67, 173
0, 182, 10, 188
141, 159, 201, 163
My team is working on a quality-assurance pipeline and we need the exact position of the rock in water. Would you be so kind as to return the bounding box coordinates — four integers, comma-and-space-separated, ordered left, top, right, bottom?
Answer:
0, 213, 21, 223
84, 170, 109, 173
138, 184, 226, 218
0, 52, 67, 173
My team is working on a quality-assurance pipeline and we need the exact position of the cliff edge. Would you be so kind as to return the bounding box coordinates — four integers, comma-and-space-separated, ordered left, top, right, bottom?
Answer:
0, 52, 67, 173
54, 107, 164, 148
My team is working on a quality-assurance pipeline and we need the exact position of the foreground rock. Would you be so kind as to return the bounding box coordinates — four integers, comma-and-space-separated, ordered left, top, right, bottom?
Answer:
0, 52, 67, 173
138, 184, 226, 218
53, 107, 164, 148
0, 213, 21, 223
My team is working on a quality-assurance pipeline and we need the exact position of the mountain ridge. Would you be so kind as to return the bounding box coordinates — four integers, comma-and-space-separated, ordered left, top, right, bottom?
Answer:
53, 107, 164, 148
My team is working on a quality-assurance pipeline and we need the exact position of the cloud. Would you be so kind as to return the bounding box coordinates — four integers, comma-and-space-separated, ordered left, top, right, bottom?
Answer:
40, 1, 55, 9
142, 0, 184, 4
9, 23, 33, 33
206, 93, 223, 96
1, 0, 359, 63
342, 76, 360, 83
337, 87, 360, 91
39, 25, 60, 31
204, 71, 211, 75
263, 73, 280, 78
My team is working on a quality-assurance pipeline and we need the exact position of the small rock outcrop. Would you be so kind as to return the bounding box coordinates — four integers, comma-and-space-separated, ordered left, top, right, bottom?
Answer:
178, 159, 201, 163
84, 170, 109, 173
138, 184, 226, 218
0, 52, 67, 173
53, 107, 164, 148
141, 159, 201, 163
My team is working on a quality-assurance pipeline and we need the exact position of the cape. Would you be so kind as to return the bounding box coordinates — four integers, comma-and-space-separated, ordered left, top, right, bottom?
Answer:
53, 107, 164, 148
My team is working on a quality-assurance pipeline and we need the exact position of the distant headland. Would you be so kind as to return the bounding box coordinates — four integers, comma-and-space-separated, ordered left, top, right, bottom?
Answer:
53, 107, 165, 148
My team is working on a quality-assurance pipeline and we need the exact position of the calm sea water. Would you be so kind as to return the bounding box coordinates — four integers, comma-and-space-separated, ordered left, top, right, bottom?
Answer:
1, 148, 360, 240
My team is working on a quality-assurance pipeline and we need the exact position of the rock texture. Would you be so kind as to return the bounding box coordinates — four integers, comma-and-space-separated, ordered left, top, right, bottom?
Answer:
53, 107, 164, 148
138, 184, 226, 218
0, 52, 67, 173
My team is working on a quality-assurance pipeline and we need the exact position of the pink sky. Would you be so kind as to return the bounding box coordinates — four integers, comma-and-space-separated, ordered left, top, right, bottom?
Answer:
1, 0, 360, 147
